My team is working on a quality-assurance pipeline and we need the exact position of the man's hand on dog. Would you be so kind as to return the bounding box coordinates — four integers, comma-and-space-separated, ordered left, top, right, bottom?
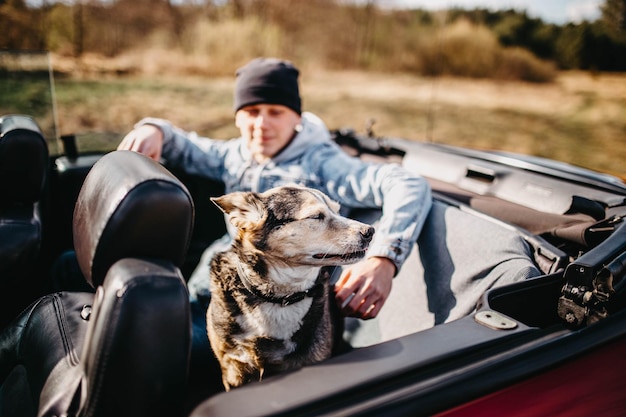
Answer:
335, 256, 395, 319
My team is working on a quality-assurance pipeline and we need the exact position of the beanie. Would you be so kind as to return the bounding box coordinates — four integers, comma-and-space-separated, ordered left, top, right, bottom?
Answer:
234, 58, 302, 114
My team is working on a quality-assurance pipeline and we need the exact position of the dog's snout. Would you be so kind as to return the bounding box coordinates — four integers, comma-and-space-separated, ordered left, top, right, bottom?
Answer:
361, 226, 375, 242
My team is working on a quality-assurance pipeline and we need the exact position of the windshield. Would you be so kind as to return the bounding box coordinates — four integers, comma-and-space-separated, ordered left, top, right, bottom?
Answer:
0, 50, 60, 154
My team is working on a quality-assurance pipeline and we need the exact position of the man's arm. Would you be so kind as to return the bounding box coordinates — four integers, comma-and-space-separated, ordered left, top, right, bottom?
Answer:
316, 145, 432, 319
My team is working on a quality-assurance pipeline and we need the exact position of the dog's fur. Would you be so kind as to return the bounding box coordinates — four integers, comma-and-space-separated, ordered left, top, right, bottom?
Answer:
207, 185, 375, 390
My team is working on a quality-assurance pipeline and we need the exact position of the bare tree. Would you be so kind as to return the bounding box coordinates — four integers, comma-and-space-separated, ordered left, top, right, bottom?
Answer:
73, 1, 84, 56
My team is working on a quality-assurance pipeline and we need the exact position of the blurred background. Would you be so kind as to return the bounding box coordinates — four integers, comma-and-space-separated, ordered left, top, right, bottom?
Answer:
1, 0, 625, 177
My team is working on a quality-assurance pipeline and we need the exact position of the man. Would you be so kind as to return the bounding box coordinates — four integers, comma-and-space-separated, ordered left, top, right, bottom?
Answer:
118, 57, 432, 321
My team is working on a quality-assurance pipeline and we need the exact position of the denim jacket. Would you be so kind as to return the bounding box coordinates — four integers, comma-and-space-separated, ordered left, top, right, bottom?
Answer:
138, 112, 431, 272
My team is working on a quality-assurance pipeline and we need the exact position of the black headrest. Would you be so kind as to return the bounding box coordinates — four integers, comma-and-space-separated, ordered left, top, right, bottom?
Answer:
73, 150, 194, 288
0, 115, 48, 206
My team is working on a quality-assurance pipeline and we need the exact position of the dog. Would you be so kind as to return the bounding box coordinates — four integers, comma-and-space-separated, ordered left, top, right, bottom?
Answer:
206, 185, 375, 390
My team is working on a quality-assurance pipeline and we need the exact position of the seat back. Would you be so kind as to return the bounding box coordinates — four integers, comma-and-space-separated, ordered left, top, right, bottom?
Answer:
40, 150, 194, 417
78, 259, 191, 417
0, 115, 48, 327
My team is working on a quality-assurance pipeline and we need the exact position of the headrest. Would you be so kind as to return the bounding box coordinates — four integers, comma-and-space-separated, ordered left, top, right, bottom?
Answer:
73, 150, 194, 288
0, 115, 48, 206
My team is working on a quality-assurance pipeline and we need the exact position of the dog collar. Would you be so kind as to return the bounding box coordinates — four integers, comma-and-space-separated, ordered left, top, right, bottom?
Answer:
236, 263, 325, 307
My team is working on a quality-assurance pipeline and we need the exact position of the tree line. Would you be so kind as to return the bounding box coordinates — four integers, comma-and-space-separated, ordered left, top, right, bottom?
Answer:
1, 0, 625, 80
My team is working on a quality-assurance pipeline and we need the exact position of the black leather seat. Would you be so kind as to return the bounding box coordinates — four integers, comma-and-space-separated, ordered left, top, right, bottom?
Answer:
0, 115, 48, 328
0, 150, 194, 417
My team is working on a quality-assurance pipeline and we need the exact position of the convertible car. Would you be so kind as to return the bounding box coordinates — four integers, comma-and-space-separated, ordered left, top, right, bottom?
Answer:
1, 53, 625, 417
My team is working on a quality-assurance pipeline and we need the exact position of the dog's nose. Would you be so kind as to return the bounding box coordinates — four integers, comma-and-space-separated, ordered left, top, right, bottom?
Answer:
361, 226, 375, 241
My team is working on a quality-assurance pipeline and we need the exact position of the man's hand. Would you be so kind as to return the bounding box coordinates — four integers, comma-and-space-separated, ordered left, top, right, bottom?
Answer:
334, 256, 395, 319
117, 124, 164, 162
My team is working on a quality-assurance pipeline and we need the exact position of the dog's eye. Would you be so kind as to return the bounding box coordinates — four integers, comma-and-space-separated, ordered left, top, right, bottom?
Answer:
309, 213, 325, 221
272, 218, 293, 230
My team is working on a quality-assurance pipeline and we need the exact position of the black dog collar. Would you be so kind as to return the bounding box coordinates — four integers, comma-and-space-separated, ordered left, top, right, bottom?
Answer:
236, 263, 324, 307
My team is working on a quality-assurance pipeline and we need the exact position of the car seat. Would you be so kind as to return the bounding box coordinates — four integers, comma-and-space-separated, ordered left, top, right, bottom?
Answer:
0, 115, 49, 329
0, 150, 194, 417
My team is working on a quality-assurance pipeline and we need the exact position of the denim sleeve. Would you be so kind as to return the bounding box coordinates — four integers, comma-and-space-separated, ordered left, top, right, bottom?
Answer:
313, 143, 432, 273
135, 117, 230, 180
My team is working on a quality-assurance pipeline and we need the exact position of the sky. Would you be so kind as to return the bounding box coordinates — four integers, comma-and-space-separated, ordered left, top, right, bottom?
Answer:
377, 0, 603, 24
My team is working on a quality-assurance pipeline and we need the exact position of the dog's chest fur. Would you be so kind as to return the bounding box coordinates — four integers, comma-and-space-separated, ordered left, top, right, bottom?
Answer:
236, 296, 314, 341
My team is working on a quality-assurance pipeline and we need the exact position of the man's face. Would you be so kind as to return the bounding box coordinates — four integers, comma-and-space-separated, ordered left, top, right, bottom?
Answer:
235, 104, 302, 162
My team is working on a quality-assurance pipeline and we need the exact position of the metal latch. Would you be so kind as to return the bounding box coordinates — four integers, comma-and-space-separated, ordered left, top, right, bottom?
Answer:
475, 310, 518, 330
558, 251, 626, 327
558, 217, 626, 327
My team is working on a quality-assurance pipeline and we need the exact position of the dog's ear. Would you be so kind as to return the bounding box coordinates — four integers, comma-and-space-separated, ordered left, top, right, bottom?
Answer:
211, 192, 265, 230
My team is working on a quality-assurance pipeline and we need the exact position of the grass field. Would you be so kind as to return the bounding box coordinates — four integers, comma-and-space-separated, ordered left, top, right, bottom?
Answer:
3, 57, 625, 178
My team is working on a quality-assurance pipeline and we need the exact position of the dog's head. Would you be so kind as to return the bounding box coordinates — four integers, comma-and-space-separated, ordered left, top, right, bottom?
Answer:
211, 185, 374, 267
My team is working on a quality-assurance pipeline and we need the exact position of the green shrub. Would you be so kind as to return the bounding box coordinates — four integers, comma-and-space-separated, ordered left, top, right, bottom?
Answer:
496, 47, 557, 82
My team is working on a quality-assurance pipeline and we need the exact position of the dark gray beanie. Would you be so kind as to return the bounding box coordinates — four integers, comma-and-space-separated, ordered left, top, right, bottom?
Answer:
234, 58, 301, 114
